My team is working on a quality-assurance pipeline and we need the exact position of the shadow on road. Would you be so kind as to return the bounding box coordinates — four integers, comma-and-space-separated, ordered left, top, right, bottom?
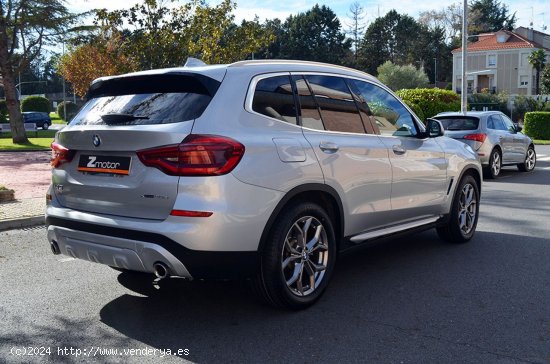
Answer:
96, 230, 550, 362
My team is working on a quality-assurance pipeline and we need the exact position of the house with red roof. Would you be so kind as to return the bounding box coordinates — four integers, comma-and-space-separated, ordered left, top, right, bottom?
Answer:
452, 27, 550, 96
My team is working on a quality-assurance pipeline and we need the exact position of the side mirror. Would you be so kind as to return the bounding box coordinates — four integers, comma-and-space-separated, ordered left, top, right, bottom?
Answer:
514, 123, 522, 133
425, 118, 444, 138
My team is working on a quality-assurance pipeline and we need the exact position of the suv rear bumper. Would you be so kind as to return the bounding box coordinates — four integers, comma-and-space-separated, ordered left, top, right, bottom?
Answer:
46, 216, 259, 279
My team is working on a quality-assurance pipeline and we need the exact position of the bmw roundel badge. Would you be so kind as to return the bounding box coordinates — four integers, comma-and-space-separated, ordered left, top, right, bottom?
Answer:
92, 134, 101, 147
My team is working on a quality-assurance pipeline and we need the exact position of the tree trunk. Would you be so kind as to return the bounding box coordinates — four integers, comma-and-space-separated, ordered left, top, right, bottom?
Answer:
0, 18, 28, 144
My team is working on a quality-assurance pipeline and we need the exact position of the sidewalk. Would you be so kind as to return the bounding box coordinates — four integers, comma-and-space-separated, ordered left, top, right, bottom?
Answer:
0, 151, 51, 231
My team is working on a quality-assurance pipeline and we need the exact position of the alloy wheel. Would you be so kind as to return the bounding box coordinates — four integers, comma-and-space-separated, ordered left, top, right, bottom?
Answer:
458, 183, 477, 235
491, 151, 501, 177
281, 216, 329, 297
525, 148, 536, 171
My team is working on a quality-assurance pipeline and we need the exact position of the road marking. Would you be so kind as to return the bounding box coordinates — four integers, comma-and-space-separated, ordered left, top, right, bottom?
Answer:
538, 156, 550, 162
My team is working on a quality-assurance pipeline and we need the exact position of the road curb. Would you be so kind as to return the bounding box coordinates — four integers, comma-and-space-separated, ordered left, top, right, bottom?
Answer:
0, 215, 45, 231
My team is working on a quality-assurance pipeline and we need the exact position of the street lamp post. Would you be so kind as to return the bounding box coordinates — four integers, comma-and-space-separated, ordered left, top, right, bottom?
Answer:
461, 0, 468, 114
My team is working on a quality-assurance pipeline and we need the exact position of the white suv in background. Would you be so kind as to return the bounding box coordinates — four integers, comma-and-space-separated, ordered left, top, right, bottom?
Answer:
46, 60, 482, 309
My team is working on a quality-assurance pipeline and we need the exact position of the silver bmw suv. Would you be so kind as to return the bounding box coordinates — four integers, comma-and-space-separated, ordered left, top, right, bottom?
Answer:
46, 60, 482, 309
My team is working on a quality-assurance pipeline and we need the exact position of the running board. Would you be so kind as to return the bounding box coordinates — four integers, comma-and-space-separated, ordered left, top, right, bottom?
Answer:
349, 216, 441, 243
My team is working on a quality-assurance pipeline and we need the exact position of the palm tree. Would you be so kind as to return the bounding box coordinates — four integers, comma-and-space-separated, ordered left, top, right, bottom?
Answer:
528, 49, 547, 95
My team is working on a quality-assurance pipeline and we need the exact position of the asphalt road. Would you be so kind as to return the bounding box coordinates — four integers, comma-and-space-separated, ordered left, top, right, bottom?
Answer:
1, 146, 550, 364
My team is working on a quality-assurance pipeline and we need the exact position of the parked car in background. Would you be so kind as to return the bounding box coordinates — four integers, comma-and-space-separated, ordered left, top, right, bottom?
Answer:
23, 111, 52, 130
433, 111, 536, 179
46, 60, 482, 309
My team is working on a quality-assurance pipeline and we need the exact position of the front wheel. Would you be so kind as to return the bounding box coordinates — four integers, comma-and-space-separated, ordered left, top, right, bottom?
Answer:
42, 122, 50, 130
437, 174, 480, 243
253, 202, 337, 310
517, 146, 536, 172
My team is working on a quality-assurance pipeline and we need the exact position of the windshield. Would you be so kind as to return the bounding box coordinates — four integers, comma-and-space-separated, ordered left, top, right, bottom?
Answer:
436, 116, 480, 131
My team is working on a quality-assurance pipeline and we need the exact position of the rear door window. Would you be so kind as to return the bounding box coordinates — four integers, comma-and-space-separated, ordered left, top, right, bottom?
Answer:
293, 76, 324, 131
303, 75, 366, 134
252, 75, 297, 124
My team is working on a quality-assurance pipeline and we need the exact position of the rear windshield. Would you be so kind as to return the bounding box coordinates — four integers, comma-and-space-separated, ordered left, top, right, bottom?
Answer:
70, 73, 219, 126
436, 116, 480, 131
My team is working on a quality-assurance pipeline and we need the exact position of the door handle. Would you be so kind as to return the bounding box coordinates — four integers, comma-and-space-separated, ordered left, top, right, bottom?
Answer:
392, 145, 406, 155
319, 142, 339, 153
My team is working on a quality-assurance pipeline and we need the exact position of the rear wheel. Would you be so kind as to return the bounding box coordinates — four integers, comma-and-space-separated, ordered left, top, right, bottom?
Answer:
437, 174, 480, 243
253, 202, 336, 310
484, 149, 501, 179
517, 146, 536, 172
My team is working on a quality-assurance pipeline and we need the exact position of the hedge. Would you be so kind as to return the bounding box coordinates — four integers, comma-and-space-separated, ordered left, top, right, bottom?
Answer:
56, 101, 80, 121
396, 89, 460, 121
523, 112, 550, 140
402, 100, 425, 123
21, 96, 50, 113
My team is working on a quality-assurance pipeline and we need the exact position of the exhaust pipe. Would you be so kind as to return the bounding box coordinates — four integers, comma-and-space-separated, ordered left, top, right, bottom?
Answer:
153, 262, 170, 279
50, 240, 61, 255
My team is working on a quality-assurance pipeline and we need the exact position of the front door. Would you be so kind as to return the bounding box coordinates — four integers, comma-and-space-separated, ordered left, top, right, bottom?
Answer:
349, 79, 449, 224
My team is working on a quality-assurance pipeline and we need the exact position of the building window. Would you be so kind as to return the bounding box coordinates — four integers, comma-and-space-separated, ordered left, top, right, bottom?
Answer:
520, 53, 529, 67
519, 75, 529, 87
487, 54, 497, 67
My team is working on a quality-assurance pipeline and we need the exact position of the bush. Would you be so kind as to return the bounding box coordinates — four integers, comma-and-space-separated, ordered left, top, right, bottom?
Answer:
396, 88, 460, 121
377, 61, 429, 91
468, 92, 509, 113
56, 101, 79, 121
21, 96, 50, 113
513, 95, 547, 122
523, 112, 550, 140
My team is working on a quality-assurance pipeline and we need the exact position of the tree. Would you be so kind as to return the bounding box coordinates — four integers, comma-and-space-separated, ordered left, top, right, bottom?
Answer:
279, 5, 351, 65
92, 0, 273, 68
528, 49, 547, 95
346, 2, 367, 63
58, 35, 137, 98
358, 10, 424, 74
469, 0, 516, 34
541, 64, 550, 95
376, 61, 429, 91
0, 0, 76, 144
418, 3, 463, 44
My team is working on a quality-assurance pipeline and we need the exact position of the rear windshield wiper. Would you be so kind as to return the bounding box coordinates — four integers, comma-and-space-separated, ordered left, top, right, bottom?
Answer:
101, 113, 149, 124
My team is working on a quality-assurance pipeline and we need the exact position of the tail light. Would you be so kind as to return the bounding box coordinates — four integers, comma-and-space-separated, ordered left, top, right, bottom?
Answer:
51, 142, 75, 168
464, 133, 487, 143
137, 134, 245, 176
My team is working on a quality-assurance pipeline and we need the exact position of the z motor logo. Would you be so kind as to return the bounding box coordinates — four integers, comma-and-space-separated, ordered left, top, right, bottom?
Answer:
77, 155, 131, 175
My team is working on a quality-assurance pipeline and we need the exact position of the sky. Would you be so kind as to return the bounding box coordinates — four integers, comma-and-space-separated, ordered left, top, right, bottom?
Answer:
67, 0, 550, 33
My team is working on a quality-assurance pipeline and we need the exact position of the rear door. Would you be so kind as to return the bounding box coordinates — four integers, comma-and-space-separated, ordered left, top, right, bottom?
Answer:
296, 74, 393, 235
51, 72, 222, 220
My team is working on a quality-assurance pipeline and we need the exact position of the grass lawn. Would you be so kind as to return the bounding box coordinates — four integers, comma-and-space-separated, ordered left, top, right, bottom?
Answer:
49, 112, 66, 125
0, 130, 56, 151
534, 140, 550, 145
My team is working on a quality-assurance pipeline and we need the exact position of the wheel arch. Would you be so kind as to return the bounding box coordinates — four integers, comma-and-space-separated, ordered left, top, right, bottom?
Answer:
258, 184, 345, 254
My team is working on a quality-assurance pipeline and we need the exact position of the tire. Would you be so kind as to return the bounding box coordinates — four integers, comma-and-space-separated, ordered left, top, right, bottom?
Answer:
437, 174, 480, 244
252, 202, 337, 310
484, 148, 501, 179
42, 122, 50, 130
517, 146, 536, 172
